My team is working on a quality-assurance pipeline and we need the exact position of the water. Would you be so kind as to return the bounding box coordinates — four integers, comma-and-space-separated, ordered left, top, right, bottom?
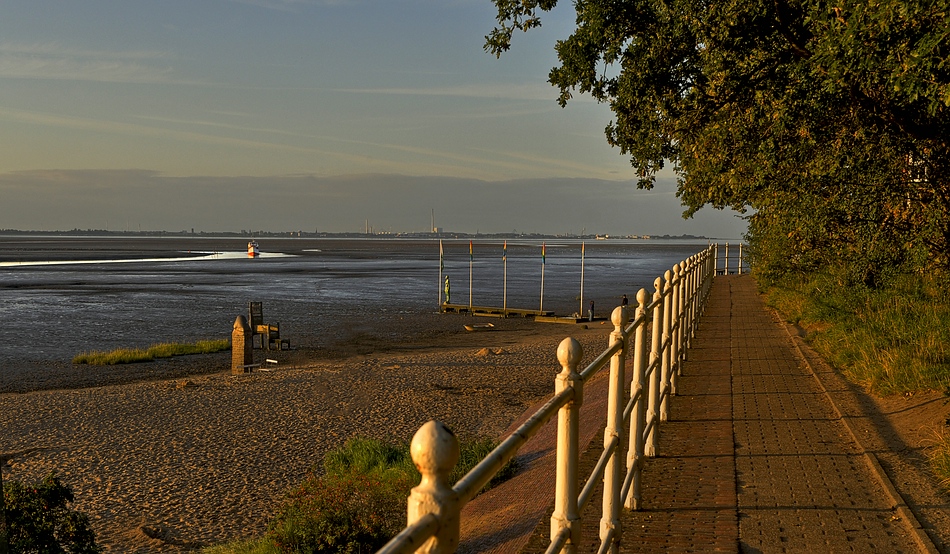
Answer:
0, 236, 712, 386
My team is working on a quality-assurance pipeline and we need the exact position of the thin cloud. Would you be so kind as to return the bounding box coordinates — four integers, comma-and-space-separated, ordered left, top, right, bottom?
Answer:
335, 82, 573, 102
0, 42, 173, 83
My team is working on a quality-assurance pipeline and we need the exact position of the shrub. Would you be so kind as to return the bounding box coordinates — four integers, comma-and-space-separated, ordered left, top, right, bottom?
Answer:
3, 473, 100, 553
266, 470, 411, 554
261, 435, 518, 554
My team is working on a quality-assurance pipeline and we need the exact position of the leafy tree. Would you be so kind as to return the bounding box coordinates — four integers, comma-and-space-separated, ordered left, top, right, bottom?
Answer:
3, 473, 100, 554
486, 0, 950, 284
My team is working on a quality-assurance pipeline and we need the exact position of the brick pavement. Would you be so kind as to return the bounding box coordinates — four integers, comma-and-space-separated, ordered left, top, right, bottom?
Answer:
456, 274, 933, 554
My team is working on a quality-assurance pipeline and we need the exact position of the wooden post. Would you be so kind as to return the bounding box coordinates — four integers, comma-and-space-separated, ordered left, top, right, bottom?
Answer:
231, 315, 252, 374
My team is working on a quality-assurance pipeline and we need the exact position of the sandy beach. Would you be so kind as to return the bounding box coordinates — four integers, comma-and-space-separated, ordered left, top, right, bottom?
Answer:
1, 315, 612, 552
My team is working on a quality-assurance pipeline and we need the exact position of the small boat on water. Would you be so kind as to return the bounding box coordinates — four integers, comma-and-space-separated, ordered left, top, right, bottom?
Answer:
464, 323, 495, 332
247, 240, 260, 258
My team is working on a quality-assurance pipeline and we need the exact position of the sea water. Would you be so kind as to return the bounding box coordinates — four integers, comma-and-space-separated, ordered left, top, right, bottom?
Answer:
0, 236, 714, 380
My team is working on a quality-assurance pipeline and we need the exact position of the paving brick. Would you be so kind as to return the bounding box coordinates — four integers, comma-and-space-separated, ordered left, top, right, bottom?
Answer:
455, 275, 923, 554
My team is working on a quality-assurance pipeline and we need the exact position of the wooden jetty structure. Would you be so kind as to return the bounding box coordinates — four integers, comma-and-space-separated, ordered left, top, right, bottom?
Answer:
440, 303, 553, 318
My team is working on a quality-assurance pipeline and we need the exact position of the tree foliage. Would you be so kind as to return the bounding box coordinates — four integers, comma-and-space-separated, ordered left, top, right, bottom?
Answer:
487, 0, 950, 285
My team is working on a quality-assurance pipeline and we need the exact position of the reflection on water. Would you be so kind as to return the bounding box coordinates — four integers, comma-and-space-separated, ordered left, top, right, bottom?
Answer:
0, 237, 713, 377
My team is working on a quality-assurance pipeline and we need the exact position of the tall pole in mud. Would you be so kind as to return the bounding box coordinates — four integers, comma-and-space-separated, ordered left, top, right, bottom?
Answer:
503, 241, 508, 314
540, 242, 546, 312
469, 240, 473, 311
579, 241, 586, 317
439, 240, 444, 309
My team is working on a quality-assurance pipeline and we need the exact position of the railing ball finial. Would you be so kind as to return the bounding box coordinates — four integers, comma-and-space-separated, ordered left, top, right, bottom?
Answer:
674, 263, 682, 277
411, 420, 459, 480
611, 305, 627, 328
636, 288, 648, 306
557, 337, 583, 371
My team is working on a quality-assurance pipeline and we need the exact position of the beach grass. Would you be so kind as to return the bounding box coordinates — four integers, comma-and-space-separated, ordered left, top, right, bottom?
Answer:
72, 339, 230, 365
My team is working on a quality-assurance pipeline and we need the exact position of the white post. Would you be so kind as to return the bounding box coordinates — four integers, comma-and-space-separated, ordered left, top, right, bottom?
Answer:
646, 276, 663, 457
540, 242, 546, 312
439, 240, 444, 308
601, 306, 626, 553
626, 289, 649, 510
551, 337, 583, 553
407, 421, 460, 554
659, 269, 673, 422
503, 241, 508, 314
669, 263, 682, 397
724, 242, 730, 275
738, 243, 744, 274
579, 242, 586, 317
469, 241, 473, 311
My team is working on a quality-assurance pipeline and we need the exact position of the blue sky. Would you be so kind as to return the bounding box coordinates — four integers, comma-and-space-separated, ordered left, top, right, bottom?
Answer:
0, 0, 747, 237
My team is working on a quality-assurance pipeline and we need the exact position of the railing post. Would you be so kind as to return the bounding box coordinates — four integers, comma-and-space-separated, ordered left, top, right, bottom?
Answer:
725, 242, 730, 275
626, 289, 649, 510
668, 263, 682, 397
738, 243, 744, 274
551, 337, 583, 553
646, 276, 663, 457
407, 421, 461, 554
659, 270, 673, 422
601, 307, 627, 553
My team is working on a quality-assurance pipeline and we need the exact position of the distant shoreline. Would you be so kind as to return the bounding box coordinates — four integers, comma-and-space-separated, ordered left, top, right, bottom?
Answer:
0, 228, 722, 241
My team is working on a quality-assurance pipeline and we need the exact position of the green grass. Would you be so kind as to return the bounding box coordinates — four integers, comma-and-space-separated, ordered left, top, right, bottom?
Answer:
765, 272, 950, 396
764, 270, 950, 490
72, 339, 230, 365
203, 435, 518, 554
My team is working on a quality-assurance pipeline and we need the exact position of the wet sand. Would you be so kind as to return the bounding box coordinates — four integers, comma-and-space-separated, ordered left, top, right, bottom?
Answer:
1, 313, 612, 552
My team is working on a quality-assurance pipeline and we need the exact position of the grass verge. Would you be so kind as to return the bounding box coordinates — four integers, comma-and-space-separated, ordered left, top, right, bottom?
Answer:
204, 435, 518, 553
763, 271, 950, 492
72, 339, 230, 365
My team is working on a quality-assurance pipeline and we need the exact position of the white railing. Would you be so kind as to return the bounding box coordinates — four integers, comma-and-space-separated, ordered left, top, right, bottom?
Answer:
715, 242, 745, 275
377, 246, 717, 554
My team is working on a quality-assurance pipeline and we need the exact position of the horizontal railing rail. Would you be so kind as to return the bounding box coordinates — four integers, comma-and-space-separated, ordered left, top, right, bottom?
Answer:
377, 245, 718, 554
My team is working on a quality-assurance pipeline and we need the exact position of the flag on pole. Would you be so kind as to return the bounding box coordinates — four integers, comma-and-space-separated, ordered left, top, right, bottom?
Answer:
542, 242, 546, 264
503, 240, 507, 262
439, 240, 444, 271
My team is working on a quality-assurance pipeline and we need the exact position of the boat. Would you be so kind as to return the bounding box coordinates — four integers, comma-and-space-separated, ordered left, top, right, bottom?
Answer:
247, 240, 260, 258
464, 323, 495, 332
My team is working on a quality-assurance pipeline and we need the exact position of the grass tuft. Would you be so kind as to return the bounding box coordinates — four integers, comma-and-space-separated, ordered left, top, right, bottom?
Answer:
73, 339, 230, 365
928, 429, 950, 494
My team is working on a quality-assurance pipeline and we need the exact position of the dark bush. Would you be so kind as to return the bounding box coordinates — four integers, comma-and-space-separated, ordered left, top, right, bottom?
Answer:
3, 473, 100, 553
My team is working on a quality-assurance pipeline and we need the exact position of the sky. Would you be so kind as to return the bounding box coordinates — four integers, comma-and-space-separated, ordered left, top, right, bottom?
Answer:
0, 0, 748, 238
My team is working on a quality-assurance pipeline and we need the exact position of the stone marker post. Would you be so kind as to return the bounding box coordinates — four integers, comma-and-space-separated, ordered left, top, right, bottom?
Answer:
232, 315, 252, 374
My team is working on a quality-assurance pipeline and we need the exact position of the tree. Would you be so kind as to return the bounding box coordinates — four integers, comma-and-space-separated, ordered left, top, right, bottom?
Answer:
486, 0, 950, 284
